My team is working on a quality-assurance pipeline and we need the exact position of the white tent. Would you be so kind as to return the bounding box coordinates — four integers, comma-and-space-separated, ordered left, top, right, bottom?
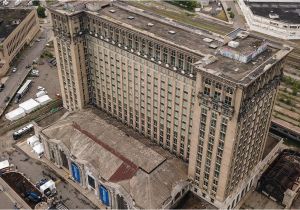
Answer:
35, 95, 52, 106
27, 136, 39, 146
33, 143, 44, 157
36, 90, 47, 98
5, 107, 26, 121
39, 180, 56, 194
19, 99, 40, 114
0, 160, 9, 170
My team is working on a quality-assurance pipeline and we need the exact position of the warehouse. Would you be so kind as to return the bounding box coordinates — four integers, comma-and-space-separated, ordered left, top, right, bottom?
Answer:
37, 109, 191, 209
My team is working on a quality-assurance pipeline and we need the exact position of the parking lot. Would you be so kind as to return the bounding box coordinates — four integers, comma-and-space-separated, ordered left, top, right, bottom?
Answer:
0, 148, 97, 209
4, 56, 60, 116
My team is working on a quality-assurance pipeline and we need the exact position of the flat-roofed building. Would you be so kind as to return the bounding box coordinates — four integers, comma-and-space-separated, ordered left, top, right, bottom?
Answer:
238, 0, 300, 40
0, 8, 39, 78
48, 1, 292, 208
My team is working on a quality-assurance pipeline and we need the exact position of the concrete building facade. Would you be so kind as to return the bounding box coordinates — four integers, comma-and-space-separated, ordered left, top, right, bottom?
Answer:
48, 1, 292, 209
0, 8, 39, 78
37, 109, 191, 209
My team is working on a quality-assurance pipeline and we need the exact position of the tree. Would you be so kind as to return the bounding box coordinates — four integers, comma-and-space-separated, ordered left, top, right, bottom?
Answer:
37, 5, 46, 18
32, 0, 40, 6
229, 12, 235, 19
170, 0, 198, 11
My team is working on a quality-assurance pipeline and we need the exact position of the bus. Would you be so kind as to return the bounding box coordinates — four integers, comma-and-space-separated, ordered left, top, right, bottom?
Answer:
12, 124, 34, 140
15, 80, 32, 103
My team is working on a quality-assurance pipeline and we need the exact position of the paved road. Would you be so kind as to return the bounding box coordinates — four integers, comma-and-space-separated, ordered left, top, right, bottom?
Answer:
221, 0, 247, 29
0, 27, 50, 116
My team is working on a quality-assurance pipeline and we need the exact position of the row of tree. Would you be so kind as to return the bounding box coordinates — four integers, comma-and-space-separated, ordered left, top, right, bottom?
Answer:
167, 0, 198, 11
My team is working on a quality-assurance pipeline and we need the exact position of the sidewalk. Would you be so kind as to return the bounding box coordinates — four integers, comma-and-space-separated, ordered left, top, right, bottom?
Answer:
16, 141, 105, 209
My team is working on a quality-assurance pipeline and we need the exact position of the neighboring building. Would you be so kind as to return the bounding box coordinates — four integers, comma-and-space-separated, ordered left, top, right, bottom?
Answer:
238, 0, 300, 40
257, 149, 300, 208
48, 1, 292, 209
0, 8, 39, 78
37, 109, 191, 209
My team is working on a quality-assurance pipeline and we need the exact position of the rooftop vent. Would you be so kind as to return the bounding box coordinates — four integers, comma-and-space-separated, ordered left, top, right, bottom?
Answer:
12, 20, 21, 25
127, 16, 135, 20
147, 23, 154, 27
209, 43, 218, 49
168, 30, 176, 34
228, 41, 239, 48
109, 9, 116, 13
202, 54, 218, 66
237, 31, 249, 39
203, 38, 213, 43
269, 13, 279, 19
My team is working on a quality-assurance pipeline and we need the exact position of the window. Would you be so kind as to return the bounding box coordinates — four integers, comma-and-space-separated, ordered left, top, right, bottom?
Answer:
225, 96, 232, 106
226, 87, 233, 94
214, 91, 221, 101
204, 87, 210, 96
88, 175, 95, 189
215, 82, 222, 90
205, 78, 211, 85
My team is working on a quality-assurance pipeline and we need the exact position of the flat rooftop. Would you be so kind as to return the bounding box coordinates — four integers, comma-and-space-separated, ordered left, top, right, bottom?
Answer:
0, 9, 31, 42
49, 2, 291, 85
41, 108, 189, 208
246, 2, 300, 24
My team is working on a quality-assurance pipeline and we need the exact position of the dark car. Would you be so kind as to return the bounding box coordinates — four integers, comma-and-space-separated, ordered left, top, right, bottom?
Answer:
4, 96, 10, 102
0, 83, 4, 92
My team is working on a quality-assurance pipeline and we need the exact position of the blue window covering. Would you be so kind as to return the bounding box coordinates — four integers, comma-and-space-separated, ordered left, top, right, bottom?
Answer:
99, 185, 110, 206
71, 162, 81, 183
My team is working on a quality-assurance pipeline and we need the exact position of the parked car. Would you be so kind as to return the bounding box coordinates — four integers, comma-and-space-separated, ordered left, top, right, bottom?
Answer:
4, 96, 10, 102
12, 67, 17, 73
0, 83, 4, 91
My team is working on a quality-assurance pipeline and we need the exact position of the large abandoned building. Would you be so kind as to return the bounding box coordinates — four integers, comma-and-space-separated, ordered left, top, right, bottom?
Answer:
0, 8, 39, 78
37, 109, 191, 209
48, 1, 292, 208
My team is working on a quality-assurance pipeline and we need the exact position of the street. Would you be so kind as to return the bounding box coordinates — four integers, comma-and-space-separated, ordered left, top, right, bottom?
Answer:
0, 26, 51, 117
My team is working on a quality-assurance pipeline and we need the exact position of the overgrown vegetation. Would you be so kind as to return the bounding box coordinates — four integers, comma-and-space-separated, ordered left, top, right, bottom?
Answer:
167, 0, 198, 11
282, 76, 300, 96
32, 0, 40, 6
41, 50, 54, 59
37, 5, 46, 18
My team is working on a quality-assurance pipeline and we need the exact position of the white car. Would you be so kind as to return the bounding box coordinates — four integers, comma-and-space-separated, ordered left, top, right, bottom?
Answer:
37, 86, 45, 91
12, 67, 17, 73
